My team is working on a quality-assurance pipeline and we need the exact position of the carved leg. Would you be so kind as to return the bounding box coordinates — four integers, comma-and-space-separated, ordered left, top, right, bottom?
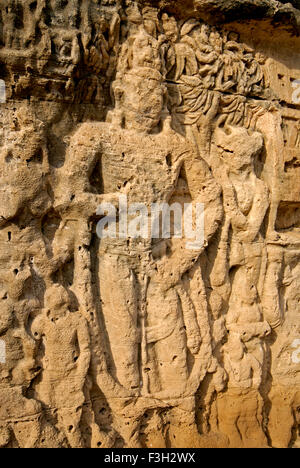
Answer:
99, 253, 140, 391
13, 417, 41, 448
146, 282, 188, 397
262, 245, 284, 328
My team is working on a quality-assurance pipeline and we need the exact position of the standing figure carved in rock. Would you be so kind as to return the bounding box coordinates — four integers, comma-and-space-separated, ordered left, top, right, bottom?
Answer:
211, 126, 271, 362
208, 125, 274, 447
31, 284, 91, 448
55, 26, 224, 446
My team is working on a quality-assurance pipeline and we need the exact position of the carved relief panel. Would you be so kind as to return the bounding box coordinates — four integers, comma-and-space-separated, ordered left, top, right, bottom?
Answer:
0, 0, 299, 449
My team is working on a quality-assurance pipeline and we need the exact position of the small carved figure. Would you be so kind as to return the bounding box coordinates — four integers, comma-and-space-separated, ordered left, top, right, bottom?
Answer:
2, 0, 17, 48
31, 284, 91, 448
0, 282, 42, 448
211, 126, 271, 369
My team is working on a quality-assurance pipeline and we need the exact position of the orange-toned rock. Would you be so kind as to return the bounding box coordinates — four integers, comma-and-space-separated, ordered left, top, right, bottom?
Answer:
0, 0, 299, 448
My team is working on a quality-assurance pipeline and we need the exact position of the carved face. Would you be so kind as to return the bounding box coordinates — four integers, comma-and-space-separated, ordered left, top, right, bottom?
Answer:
210, 30, 223, 53
120, 74, 164, 132
214, 126, 263, 171
44, 285, 70, 317
226, 334, 244, 361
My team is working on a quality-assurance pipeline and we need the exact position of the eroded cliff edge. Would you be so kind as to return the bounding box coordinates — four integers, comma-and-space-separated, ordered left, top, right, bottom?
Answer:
0, 0, 299, 448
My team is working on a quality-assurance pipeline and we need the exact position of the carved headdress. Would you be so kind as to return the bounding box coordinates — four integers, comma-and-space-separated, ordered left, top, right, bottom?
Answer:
108, 27, 166, 129
116, 26, 163, 82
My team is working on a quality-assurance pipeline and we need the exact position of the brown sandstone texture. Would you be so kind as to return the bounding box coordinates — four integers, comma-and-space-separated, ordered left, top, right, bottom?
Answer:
0, 0, 299, 448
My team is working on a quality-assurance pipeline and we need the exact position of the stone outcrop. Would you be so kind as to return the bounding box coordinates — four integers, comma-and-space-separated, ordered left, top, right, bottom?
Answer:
0, 0, 299, 448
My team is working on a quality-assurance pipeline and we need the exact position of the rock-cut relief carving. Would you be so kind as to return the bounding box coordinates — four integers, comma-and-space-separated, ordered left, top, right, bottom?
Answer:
31, 284, 90, 448
154, 14, 293, 447
0, 106, 54, 448
206, 120, 286, 448
0, 1, 299, 449
52, 25, 226, 447
161, 17, 267, 141
211, 126, 271, 366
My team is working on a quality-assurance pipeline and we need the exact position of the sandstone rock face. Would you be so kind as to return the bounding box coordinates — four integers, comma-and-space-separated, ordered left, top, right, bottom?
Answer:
0, 0, 299, 449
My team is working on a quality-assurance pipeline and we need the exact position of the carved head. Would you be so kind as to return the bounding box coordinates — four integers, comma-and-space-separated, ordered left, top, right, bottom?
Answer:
112, 70, 165, 133
162, 13, 178, 43
227, 31, 240, 42
142, 7, 159, 38
112, 28, 165, 133
199, 24, 210, 43
209, 29, 223, 54
225, 333, 245, 361
213, 126, 263, 172
130, 27, 161, 71
44, 284, 71, 318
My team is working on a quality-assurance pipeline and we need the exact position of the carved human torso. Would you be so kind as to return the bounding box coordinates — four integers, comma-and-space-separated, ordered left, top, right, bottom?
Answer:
96, 123, 185, 206
32, 312, 82, 376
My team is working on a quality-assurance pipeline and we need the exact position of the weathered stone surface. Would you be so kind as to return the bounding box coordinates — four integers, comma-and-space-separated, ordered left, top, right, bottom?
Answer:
0, 0, 299, 448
